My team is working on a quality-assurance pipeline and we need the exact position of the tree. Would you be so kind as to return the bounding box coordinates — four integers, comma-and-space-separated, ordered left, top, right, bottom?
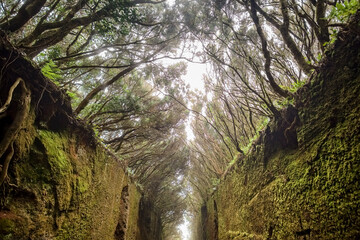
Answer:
0, 1, 193, 236
178, 0, 343, 113
1, 0, 356, 238
177, 0, 351, 214
0, 0, 187, 113
0, 0, 164, 56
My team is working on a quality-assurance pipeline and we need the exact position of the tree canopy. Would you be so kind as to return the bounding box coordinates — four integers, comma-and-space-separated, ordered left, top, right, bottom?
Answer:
0, 0, 359, 238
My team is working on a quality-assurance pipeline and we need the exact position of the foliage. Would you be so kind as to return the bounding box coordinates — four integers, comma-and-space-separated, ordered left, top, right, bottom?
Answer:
181, 1, 358, 231
323, 29, 339, 49
290, 80, 306, 93
329, 0, 360, 22
40, 60, 62, 84
1, 0, 359, 238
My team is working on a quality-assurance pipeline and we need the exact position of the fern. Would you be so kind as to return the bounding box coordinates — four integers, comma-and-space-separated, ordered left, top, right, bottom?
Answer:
41, 60, 62, 85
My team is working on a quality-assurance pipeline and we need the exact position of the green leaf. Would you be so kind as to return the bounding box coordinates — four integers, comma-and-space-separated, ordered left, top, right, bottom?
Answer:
41, 60, 62, 84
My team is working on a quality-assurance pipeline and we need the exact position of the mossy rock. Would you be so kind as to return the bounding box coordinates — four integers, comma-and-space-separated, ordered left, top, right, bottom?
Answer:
0, 218, 15, 234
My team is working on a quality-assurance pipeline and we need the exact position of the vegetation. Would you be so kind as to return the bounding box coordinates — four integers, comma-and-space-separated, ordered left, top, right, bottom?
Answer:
0, 0, 359, 239
181, 1, 360, 222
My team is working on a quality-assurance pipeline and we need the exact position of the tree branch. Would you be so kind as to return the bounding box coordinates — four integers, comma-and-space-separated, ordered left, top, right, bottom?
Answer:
75, 46, 165, 115
0, 0, 46, 32
249, 0, 292, 101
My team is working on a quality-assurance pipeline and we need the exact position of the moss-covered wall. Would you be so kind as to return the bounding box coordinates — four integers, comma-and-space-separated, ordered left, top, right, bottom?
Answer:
137, 197, 163, 240
0, 33, 162, 240
199, 13, 360, 240
0, 115, 143, 239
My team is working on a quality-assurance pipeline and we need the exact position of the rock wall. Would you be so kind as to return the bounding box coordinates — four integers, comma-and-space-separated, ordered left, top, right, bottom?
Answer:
2, 129, 142, 240
199, 13, 360, 240
0, 32, 161, 240
137, 197, 163, 240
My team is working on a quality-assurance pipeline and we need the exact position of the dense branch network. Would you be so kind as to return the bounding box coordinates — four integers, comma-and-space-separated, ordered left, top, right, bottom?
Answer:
0, 0, 356, 238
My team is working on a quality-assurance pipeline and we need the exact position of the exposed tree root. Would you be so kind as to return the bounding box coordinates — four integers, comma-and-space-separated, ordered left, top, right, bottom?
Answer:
0, 142, 14, 185
0, 77, 30, 185
284, 115, 299, 145
0, 77, 21, 114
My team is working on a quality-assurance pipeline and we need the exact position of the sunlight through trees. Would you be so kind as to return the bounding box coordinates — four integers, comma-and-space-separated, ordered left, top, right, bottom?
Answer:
0, 0, 358, 238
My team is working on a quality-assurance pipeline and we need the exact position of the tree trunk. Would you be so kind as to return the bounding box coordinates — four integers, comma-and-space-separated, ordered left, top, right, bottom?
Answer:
249, 0, 292, 100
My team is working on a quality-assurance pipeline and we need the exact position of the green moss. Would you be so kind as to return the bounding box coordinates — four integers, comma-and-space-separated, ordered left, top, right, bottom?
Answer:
14, 109, 37, 159
204, 63, 360, 238
37, 130, 74, 211
37, 130, 72, 180
0, 219, 15, 233
15, 142, 53, 189
56, 217, 90, 240
125, 184, 142, 240
76, 176, 90, 194
225, 231, 257, 240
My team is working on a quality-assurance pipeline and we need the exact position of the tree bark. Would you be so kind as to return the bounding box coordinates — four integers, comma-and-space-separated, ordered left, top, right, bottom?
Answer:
0, 78, 31, 182
0, 142, 14, 185
19, 0, 88, 47
74, 64, 139, 115
249, 0, 292, 101
316, 0, 330, 50
0, 77, 21, 114
0, 0, 46, 32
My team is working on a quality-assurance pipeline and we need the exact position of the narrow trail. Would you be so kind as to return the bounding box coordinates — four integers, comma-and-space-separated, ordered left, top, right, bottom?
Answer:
0, 1, 359, 240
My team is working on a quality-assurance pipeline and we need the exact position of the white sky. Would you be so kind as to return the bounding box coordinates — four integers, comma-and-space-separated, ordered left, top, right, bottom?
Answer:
159, 58, 208, 142
184, 62, 207, 141
162, 1, 209, 235
184, 62, 207, 92
178, 217, 191, 240
167, 0, 176, 7
180, 61, 209, 239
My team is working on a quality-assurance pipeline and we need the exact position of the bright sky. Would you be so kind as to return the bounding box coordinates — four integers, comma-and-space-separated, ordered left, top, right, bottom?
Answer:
172, 61, 207, 240
163, 1, 209, 235
178, 217, 191, 240
167, 0, 176, 7
159, 57, 208, 142
184, 62, 208, 141
184, 62, 207, 91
